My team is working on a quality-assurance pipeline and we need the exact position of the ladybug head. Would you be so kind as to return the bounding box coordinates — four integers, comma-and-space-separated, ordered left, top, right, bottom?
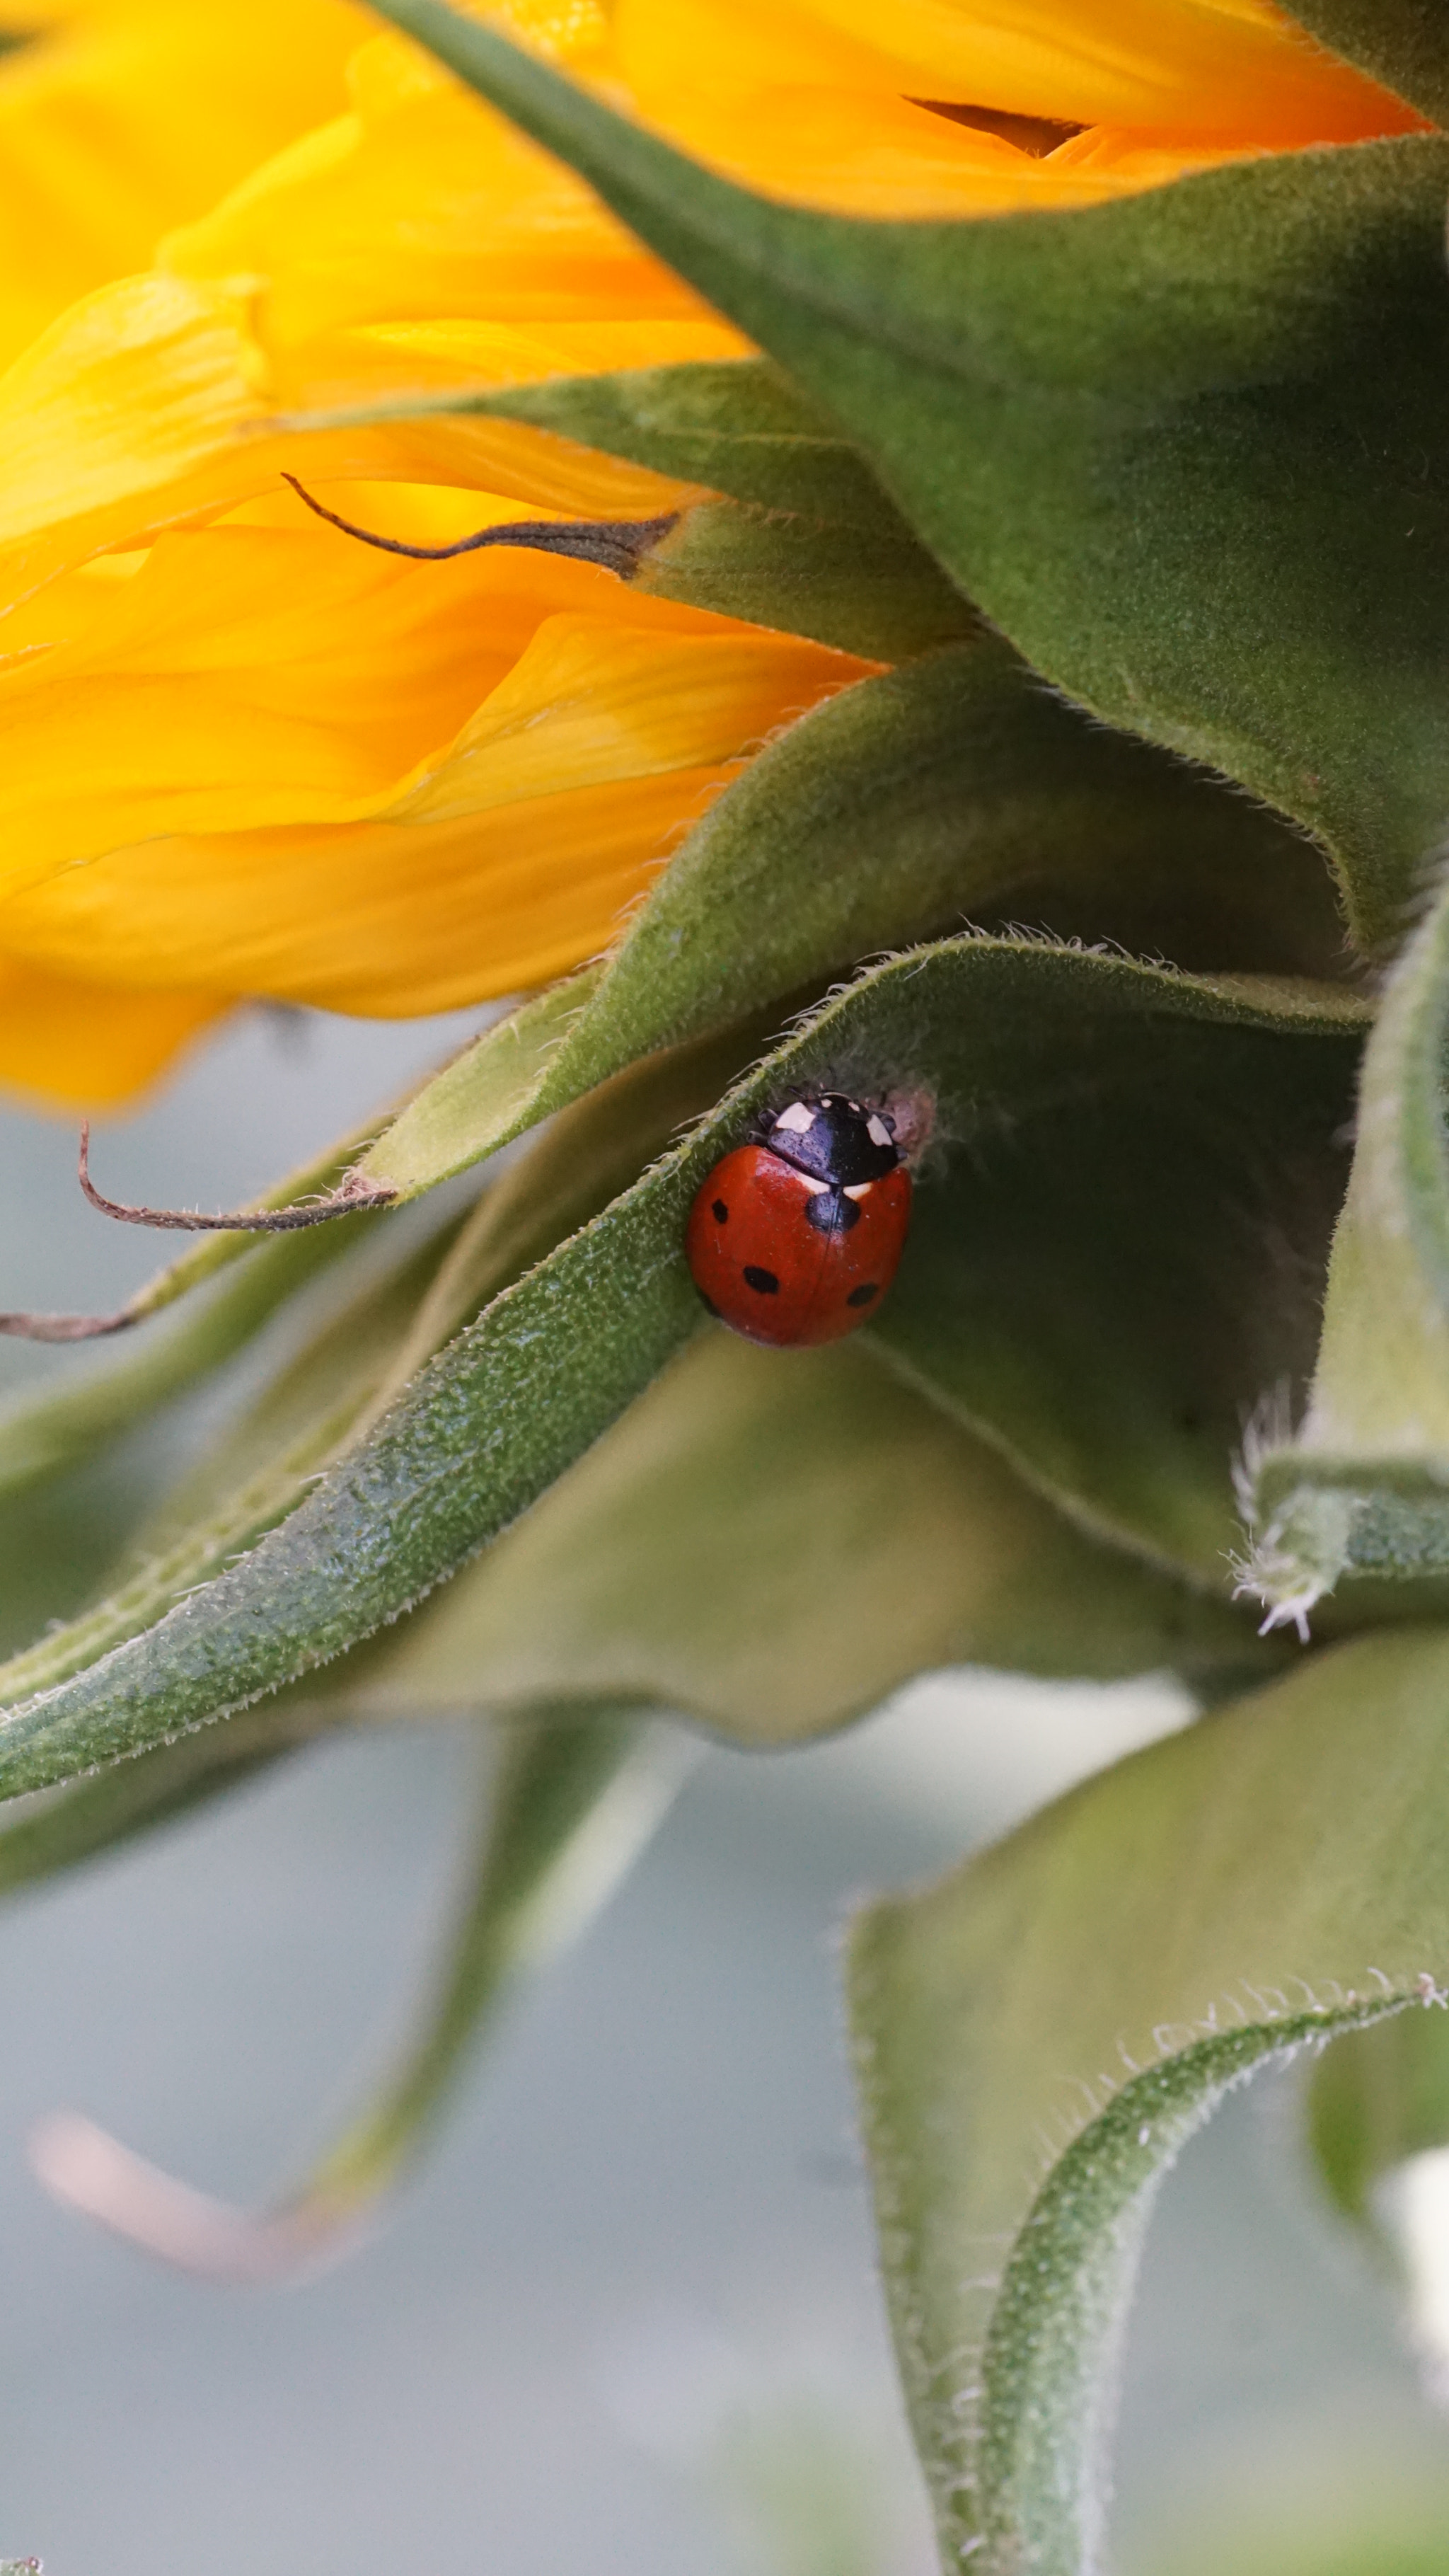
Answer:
763, 1093, 900, 1188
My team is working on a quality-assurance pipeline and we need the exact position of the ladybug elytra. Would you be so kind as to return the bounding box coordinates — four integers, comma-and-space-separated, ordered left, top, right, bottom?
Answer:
685, 1093, 913, 1348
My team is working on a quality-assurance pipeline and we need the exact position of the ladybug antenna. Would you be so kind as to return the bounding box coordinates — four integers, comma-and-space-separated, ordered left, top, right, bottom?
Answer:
282, 474, 676, 578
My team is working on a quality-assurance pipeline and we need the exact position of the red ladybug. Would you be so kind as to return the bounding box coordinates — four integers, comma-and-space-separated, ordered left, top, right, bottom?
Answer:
686, 1093, 912, 1348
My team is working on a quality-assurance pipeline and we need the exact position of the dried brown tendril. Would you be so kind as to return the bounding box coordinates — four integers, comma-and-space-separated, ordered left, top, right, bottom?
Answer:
0, 1127, 394, 1341
282, 473, 677, 575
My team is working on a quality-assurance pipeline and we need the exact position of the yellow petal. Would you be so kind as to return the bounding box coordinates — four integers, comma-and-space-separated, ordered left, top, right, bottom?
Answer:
0, 265, 696, 594
152, 0, 1426, 365
0, 522, 792, 869
0, 1, 369, 364
0, 767, 744, 1020
160, 51, 744, 382
0, 270, 265, 552
613, 0, 1424, 152
0, 950, 221, 1110
0, 514, 874, 1025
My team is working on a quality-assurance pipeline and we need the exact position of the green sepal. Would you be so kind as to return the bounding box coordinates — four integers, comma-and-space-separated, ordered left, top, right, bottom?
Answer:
1285, 0, 1449, 122
287, 364, 977, 657
850, 1625, 1449, 2576
282, 356, 926, 534
0, 938, 1358, 1798
371, 0, 1449, 952
632, 493, 976, 660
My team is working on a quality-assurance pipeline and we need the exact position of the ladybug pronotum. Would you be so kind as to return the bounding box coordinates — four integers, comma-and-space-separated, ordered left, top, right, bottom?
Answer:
685, 1093, 913, 1348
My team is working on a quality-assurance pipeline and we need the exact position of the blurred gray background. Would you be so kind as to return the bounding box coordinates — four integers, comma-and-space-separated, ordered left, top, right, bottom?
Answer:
0, 1006, 1445, 2575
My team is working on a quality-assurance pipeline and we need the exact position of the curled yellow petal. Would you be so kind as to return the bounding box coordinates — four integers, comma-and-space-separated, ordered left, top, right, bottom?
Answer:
0, 271, 267, 553
613, 0, 1424, 156
0, 1, 369, 364
0, 512, 876, 1033
158, 30, 750, 409
0, 952, 220, 1110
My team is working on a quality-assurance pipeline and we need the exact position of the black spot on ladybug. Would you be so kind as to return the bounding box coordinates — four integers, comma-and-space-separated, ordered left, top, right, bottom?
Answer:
712, 1198, 729, 1224
743, 1265, 780, 1296
804, 1189, 860, 1236
846, 1282, 879, 1308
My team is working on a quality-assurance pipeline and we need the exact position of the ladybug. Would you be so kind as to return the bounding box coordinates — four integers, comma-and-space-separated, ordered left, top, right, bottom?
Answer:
686, 1093, 912, 1349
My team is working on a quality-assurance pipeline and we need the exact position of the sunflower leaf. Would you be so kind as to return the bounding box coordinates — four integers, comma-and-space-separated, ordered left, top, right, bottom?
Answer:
371, 0, 1449, 951
0, 938, 1358, 1798
1240, 869, 1449, 1628
850, 1626, 1449, 2575
320, 1331, 1272, 1742
872, 1014, 1358, 1587
0, 1207, 472, 1707
633, 493, 977, 660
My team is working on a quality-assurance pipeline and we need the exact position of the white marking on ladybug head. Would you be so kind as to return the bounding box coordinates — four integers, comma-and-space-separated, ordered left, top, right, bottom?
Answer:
843, 1181, 874, 1201
798, 1175, 829, 1195
774, 1100, 815, 1134
867, 1115, 893, 1149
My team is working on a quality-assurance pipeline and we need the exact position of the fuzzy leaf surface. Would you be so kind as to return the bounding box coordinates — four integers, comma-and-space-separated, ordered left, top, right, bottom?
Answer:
633, 493, 976, 660
373, 0, 1449, 950
850, 1626, 1449, 2576
322, 1331, 1269, 1742
1284, 0, 1449, 122
1242, 872, 1449, 1628
874, 1021, 1358, 1586
0, 939, 1358, 1797
0, 1214, 466, 1707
